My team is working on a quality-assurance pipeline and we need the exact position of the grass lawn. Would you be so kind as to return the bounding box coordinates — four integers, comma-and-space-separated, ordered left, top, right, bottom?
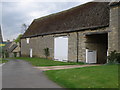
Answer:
0, 58, 8, 63
13, 57, 85, 66
45, 65, 119, 88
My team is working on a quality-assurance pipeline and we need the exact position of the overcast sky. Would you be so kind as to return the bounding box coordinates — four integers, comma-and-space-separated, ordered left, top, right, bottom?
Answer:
1, 0, 92, 41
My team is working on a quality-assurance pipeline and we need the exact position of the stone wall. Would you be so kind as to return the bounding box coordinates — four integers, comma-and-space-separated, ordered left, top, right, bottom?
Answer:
21, 35, 54, 59
78, 32, 86, 62
68, 32, 77, 62
108, 5, 120, 53
21, 27, 109, 63
21, 39, 30, 57
78, 27, 109, 63
67, 27, 109, 63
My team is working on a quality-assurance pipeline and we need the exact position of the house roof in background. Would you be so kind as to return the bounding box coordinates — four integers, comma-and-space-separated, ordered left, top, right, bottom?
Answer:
8, 44, 18, 52
3, 41, 20, 53
12, 45, 20, 52
22, 2, 110, 38
3, 42, 12, 51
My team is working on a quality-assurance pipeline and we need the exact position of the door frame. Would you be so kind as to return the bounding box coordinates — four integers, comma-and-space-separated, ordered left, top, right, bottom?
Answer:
54, 36, 68, 61
30, 48, 33, 58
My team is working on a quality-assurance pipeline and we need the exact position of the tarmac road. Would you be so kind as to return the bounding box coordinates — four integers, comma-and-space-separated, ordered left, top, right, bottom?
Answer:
2, 59, 61, 88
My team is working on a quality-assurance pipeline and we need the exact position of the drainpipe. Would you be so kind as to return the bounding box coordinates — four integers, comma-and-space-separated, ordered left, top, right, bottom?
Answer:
76, 32, 79, 63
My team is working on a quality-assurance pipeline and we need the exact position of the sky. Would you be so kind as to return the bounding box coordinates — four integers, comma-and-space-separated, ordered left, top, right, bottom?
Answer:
1, 0, 93, 41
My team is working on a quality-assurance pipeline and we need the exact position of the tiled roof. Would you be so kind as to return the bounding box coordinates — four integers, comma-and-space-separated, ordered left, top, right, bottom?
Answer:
22, 2, 110, 38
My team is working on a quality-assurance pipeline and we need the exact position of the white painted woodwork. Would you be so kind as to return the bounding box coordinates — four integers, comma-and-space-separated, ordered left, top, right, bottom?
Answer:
54, 36, 68, 61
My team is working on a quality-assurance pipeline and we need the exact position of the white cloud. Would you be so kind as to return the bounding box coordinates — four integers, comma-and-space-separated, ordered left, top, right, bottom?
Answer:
2, 0, 93, 2
2, 1, 91, 41
8, 33, 21, 41
29, 11, 48, 18
3, 0, 119, 2
0, 3, 2, 24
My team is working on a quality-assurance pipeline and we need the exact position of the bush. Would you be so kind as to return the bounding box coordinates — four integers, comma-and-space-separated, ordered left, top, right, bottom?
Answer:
107, 50, 120, 64
44, 48, 50, 59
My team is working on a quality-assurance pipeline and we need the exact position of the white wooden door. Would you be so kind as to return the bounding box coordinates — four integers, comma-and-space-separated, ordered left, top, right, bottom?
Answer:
54, 36, 68, 61
86, 49, 97, 63
30, 48, 33, 58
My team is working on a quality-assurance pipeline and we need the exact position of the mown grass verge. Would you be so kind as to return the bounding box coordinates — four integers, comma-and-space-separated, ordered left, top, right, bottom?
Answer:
12, 57, 85, 66
45, 65, 119, 88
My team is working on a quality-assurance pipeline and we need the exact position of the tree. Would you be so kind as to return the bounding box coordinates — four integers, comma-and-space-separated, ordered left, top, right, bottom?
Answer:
14, 34, 22, 43
21, 23, 28, 34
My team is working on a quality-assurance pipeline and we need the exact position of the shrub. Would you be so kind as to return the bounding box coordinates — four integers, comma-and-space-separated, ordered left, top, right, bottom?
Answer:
44, 48, 50, 59
107, 50, 120, 64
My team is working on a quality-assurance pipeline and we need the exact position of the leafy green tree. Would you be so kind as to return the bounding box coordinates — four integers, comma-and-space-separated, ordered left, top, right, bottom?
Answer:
14, 34, 22, 43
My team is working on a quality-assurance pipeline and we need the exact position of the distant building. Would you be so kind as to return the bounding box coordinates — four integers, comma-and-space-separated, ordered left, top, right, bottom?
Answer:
3, 41, 20, 58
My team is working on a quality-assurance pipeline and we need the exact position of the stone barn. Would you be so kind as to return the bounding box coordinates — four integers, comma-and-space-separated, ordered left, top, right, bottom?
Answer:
21, 2, 120, 64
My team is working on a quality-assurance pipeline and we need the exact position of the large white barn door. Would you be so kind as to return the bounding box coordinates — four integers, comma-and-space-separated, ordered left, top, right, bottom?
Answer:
54, 36, 68, 61
86, 49, 97, 63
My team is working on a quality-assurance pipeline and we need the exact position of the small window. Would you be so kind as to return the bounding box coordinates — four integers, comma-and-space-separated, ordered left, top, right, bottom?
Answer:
26, 38, 30, 44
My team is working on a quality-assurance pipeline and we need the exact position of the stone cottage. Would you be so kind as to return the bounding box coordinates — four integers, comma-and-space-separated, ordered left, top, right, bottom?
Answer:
21, 2, 120, 64
3, 41, 20, 58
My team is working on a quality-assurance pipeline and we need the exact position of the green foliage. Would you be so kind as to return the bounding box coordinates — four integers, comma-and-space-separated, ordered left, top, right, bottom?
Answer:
14, 34, 22, 43
4, 51, 9, 58
14, 52, 17, 57
1, 50, 9, 58
0, 47, 2, 53
44, 48, 50, 59
107, 50, 120, 64
0, 59, 8, 63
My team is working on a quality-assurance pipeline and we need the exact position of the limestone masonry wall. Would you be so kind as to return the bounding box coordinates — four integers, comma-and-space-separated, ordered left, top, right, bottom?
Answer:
21, 35, 54, 59
108, 5, 120, 53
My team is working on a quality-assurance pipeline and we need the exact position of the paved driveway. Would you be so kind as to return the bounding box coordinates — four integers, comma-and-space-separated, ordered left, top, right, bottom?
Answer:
2, 59, 61, 88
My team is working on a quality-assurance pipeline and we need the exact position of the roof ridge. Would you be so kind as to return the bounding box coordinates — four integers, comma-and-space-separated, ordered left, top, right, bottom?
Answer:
35, 2, 94, 21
